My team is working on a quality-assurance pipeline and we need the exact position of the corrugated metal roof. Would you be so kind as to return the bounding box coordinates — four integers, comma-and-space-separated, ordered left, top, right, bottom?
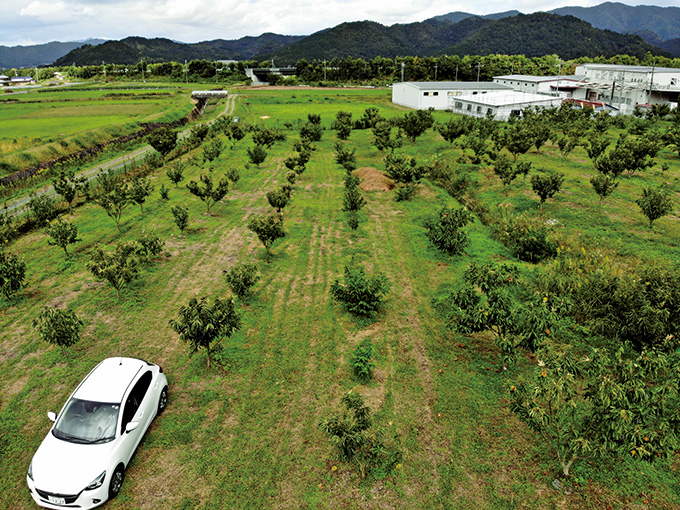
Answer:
401, 81, 512, 90
455, 91, 563, 107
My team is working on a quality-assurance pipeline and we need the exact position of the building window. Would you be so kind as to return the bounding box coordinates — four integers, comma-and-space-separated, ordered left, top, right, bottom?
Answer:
466, 104, 472, 111
455, 101, 462, 109
476, 106, 482, 113
487, 108, 494, 116
423, 92, 429, 96
433, 92, 438, 96
472, 91, 478, 95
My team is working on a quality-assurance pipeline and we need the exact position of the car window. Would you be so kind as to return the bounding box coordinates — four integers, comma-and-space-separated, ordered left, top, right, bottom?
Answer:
53, 399, 119, 444
120, 371, 152, 433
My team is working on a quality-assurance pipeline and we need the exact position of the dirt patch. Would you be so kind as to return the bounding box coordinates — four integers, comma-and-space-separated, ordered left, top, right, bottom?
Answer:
354, 167, 395, 192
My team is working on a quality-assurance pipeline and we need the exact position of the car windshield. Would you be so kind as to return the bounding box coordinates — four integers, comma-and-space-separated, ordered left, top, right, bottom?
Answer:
52, 398, 119, 444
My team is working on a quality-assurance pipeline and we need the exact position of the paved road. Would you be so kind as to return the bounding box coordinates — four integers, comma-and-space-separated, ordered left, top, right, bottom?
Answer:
4, 92, 238, 216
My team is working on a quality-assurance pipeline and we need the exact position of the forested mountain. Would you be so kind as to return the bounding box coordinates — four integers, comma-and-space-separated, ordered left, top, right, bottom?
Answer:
660, 38, 680, 57
54, 34, 304, 66
43, 7, 674, 67
429, 10, 520, 24
267, 13, 667, 63
0, 40, 105, 69
447, 13, 663, 61
549, 2, 680, 42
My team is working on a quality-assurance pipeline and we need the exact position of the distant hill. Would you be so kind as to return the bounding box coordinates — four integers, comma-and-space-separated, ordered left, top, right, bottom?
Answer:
447, 12, 663, 61
54, 34, 304, 66
549, 2, 680, 42
659, 38, 680, 57
267, 12, 667, 63
428, 10, 520, 24
0, 40, 105, 69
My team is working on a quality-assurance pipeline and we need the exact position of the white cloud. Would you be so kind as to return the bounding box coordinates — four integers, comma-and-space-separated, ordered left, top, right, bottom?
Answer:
19, 0, 95, 22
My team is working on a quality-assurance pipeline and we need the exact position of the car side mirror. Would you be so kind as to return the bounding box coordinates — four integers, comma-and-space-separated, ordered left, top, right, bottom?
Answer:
47, 411, 56, 422
125, 421, 139, 433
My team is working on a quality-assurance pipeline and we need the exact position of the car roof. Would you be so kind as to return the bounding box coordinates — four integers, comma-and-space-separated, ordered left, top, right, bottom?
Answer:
72, 357, 149, 404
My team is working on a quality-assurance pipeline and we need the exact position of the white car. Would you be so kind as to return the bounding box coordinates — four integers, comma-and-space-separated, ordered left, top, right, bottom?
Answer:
27, 357, 168, 509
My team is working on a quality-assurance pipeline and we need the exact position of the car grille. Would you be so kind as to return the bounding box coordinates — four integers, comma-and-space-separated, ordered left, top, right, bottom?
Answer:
35, 488, 80, 505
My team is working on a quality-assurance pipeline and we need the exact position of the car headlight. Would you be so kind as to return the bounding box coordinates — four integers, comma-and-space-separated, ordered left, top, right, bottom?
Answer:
85, 471, 106, 491
27, 461, 33, 481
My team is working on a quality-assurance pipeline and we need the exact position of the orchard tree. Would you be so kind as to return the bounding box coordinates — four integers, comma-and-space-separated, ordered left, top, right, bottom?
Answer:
166, 162, 186, 187
247, 213, 285, 259
203, 137, 224, 163
129, 176, 154, 215
383, 153, 425, 185
531, 171, 565, 209
398, 109, 434, 142
266, 188, 290, 213
169, 296, 241, 368
372, 121, 403, 152
27, 193, 56, 228
333, 111, 353, 140
171, 205, 189, 233
96, 172, 130, 232
53, 169, 89, 213
493, 154, 518, 192
0, 250, 26, 301
33, 306, 83, 351
187, 174, 229, 213
636, 185, 674, 228
87, 242, 140, 299
436, 117, 472, 146
223, 263, 259, 300
590, 173, 619, 202
330, 263, 391, 319
147, 127, 177, 156
45, 218, 81, 257
247, 145, 268, 167
424, 207, 474, 256
504, 124, 534, 161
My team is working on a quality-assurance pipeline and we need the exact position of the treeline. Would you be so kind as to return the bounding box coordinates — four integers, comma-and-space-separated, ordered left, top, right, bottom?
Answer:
8, 52, 679, 87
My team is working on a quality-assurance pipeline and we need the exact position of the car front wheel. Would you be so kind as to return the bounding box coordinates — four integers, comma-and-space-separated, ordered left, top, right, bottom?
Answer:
108, 464, 125, 500
157, 386, 168, 415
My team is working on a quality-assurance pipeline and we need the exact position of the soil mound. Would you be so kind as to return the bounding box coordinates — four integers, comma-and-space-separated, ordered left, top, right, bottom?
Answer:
354, 167, 395, 192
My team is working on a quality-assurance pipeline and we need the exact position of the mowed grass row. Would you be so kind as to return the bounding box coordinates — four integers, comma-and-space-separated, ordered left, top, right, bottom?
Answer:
1, 88, 679, 509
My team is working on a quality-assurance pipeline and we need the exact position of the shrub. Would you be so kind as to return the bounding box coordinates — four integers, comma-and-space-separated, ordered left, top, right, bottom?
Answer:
424, 207, 474, 256
171, 205, 189, 233
0, 250, 26, 301
350, 339, 375, 383
330, 263, 391, 318
223, 263, 259, 300
33, 306, 83, 350
494, 211, 557, 263
319, 392, 402, 479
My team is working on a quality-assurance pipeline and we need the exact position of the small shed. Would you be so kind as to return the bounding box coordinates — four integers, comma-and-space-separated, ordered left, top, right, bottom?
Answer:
449, 91, 564, 120
392, 81, 513, 110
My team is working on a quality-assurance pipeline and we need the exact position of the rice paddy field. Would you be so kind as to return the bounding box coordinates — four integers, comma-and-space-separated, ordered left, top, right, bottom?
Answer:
1, 84, 679, 510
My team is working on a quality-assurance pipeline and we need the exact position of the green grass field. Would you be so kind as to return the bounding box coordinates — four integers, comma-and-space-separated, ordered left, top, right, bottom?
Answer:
1, 85, 679, 510
0, 83, 197, 176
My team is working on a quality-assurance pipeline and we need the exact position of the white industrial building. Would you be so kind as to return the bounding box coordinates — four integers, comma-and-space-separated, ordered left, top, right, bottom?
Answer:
449, 91, 564, 121
391, 81, 512, 110
569, 64, 680, 114
493, 74, 584, 98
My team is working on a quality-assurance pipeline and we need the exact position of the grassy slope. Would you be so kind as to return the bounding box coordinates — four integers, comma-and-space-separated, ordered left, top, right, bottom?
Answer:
1, 86, 679, 510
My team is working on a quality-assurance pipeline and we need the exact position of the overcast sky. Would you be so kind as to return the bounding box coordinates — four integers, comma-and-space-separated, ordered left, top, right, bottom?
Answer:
1, 0, 678, 47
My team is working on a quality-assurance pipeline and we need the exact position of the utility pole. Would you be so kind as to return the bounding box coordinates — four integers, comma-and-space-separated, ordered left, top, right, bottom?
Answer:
556, 58, 561, 97
185, 59, 188, 84
323, 60, 327, 81
401, 62, 405, 82
455, 65, 458, 81
476, 63, 482, 82
434, 64, 438, 81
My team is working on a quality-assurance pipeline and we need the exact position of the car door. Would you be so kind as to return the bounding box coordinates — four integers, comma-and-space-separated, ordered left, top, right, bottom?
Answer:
118, 371, 153, 465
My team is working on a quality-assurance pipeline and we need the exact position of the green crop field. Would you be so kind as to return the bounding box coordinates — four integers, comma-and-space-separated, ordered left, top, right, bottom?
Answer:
0, 83, 197, 176
1, 85, 679, 510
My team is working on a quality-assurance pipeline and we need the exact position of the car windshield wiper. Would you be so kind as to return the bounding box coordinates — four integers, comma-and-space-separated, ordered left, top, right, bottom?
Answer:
86, 437, 113, 444
54, 431, 92, 444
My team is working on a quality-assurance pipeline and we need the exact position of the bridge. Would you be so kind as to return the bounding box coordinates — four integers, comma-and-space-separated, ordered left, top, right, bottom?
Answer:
192, 90, 229, 99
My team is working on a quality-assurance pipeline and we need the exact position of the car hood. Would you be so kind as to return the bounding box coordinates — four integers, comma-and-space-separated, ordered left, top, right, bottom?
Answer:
32, 431, 112, 494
